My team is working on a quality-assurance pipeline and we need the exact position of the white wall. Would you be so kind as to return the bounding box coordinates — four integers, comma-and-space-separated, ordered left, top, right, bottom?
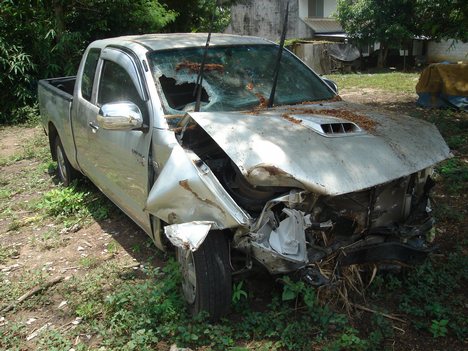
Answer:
298, 0, 307, 18
323, 0, 337, 18
226, 0, 314, 40
427, 40, 468, 63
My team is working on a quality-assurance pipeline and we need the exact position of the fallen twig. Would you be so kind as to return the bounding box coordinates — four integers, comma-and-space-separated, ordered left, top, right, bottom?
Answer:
26, 322, 52, 341
351, 303, 406, 323
1, 276, 64, 313
122, 263, 141, 270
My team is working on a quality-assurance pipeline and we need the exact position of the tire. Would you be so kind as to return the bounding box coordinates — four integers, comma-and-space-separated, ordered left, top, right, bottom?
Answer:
54, 136, 77, 186
177, 231, 232, 320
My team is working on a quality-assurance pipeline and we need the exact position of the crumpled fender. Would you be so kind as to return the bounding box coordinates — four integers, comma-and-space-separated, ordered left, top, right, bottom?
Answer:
145, 144, 250, 236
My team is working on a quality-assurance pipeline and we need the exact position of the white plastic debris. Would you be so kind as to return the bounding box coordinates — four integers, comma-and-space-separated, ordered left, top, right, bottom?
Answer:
164, 221, 214, 251
26, 318, 37, 325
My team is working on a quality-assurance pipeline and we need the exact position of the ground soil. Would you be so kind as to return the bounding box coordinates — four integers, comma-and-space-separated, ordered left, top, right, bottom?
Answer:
0, 127, 37, 159
0, 88, 466, 350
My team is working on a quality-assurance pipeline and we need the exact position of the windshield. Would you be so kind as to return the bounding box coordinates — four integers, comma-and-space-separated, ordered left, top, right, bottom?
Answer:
147, 44, 335, 117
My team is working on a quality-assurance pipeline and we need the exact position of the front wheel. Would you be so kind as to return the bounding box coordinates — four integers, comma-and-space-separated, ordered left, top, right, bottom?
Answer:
54, 136, 77, 186
177, 231, 232, 320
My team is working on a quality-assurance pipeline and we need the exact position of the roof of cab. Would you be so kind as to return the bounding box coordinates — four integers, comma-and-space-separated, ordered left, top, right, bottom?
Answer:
92, 33, 272, 51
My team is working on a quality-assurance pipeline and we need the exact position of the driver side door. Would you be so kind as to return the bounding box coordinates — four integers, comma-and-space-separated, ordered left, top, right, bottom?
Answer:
86, 48, 152, 232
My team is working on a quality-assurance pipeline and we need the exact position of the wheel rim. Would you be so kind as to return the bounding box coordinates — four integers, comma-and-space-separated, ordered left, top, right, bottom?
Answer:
177, 248, 197, 304
56, 143, 68, 182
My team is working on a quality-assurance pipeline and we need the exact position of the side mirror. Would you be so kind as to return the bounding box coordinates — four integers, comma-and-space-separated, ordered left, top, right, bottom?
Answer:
322, 78, 338, 94
97, 102, 145, 131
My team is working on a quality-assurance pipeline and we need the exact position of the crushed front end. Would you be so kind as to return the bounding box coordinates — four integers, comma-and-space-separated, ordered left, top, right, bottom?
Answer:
233, 167, 437, 281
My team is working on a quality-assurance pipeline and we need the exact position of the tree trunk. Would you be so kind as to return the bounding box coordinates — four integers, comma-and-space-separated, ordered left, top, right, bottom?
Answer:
377, 44, 388, 68
53, 1, 65, 40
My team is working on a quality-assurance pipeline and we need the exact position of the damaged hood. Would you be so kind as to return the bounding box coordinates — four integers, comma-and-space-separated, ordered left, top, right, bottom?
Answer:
186, 101, 450, 196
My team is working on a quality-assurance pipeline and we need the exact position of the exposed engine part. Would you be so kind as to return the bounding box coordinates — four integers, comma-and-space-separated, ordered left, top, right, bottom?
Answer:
221, 161, 283, 212
231, 172, 437, 276
179, 124, 287, 213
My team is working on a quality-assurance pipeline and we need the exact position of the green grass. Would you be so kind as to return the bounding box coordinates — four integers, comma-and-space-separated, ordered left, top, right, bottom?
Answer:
328, 72, 420, 94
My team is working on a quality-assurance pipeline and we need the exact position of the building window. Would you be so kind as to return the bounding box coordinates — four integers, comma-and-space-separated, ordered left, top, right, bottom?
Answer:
308, 0, 324, 18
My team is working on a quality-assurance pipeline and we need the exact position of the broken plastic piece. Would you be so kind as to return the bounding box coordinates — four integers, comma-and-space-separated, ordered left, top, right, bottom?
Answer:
269, 209, 309, 262
164, 221, 214, 251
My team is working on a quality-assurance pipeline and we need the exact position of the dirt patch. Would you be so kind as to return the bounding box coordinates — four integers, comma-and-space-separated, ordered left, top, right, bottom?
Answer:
0, 126, 39, 159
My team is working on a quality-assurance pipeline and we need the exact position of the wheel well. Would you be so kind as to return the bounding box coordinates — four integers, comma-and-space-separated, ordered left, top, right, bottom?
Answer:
48, 122, 58, 161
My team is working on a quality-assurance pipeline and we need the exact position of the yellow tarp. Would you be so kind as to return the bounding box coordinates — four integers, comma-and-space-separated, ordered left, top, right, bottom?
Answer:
416, 63, 468, 97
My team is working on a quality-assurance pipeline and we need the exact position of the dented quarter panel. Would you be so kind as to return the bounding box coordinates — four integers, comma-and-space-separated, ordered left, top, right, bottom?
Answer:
187, 101, 450, 196
145, 144, 251, 228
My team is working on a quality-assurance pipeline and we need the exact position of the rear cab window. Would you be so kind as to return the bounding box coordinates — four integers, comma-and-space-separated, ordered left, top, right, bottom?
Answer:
81, 48, 101, 101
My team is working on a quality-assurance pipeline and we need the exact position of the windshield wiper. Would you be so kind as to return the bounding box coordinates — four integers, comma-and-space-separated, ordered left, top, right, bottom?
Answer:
267, 1, 289, 108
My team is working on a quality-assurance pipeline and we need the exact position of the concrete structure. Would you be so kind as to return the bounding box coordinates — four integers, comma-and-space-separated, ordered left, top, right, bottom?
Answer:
427, 40, 468, 63
225, 0, 342, 41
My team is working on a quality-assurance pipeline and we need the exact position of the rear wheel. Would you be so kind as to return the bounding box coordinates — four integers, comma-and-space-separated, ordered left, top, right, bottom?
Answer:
54, 136, 77, 186
177, 231, 232, 320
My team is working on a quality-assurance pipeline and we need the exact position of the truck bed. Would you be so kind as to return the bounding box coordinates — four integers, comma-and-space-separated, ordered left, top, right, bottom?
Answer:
38, 76, 78, 170
38, 76, 76, 101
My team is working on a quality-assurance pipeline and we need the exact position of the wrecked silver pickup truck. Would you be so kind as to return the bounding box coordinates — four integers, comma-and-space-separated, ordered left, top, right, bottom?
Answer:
38, 33, 450, 320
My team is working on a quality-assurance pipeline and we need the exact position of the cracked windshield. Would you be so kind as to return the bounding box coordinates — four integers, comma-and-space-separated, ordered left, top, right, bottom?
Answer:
147, 44, 334, 119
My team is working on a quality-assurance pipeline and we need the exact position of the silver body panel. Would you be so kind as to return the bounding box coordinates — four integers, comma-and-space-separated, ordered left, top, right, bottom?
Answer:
187, 101, 450, 196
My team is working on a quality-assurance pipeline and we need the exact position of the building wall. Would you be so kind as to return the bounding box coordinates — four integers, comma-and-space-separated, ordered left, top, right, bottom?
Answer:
427, 40, 468, 63
225, 0, 314, 40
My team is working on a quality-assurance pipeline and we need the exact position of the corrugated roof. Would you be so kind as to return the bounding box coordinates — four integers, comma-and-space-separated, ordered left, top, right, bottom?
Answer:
302, 18, 343, 34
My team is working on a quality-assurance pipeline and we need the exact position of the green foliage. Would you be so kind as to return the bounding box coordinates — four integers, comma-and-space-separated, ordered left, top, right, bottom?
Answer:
0, 39, 36, 124
369, 248, 468, 340
324, 327, 369, 351
36, 329, 73, 351
60, 260, 354, 350
0, 0, 176, 124
367, 314, 394, 350
281, 276, 316, 308
232, 281, 248, 303
0, 322, 27, 351
162, 0, 240, 32
36, 181, 111, 224
416, 0, 468, 42
0, 244, 20, 264
437, 157, 468, 193
39, 185, 87, 217
336, 0, 467, 67
336, 0, 416, 67
430, 319, 449, 338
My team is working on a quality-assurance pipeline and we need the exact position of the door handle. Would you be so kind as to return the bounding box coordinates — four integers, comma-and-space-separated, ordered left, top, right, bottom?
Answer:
89, 121, 99, 133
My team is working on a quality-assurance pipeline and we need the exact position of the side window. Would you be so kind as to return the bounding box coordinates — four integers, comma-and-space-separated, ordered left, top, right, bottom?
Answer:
97, 60, 142, 108
81, 48, 101, 101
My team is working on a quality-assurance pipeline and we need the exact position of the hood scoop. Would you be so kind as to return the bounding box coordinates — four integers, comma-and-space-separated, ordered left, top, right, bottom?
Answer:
292, 114, 364, 137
